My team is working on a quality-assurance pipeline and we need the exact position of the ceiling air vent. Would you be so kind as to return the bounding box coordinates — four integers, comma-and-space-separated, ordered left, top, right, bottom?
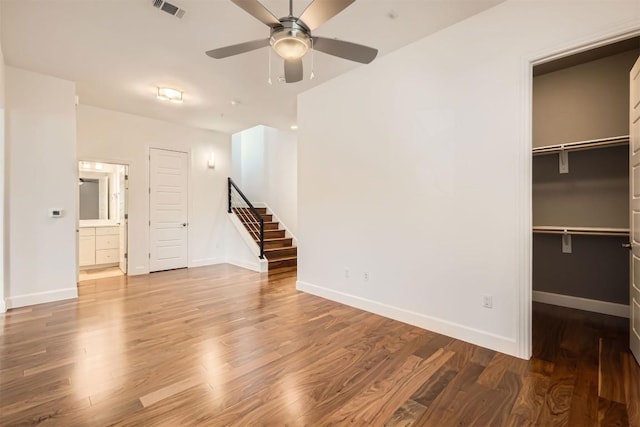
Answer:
152, 0, 186, 19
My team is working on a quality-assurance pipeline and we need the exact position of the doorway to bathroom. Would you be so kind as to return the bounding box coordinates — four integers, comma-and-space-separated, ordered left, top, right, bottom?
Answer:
78, 160, 128, 281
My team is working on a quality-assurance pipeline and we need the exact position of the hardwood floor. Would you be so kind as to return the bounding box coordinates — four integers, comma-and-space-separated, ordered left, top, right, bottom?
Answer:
0, 264, 638, 426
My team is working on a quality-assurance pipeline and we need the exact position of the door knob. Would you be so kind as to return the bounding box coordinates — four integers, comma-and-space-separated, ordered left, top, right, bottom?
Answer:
623, 243, 632, 249
182, 223, 188, 227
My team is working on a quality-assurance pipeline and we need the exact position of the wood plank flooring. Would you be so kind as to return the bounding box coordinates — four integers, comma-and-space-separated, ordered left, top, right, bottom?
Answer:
0, 264, 638, 426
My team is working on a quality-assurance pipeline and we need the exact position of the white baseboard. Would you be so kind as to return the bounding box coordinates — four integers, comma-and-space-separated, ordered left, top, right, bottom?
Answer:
533, 291, 629, 318
129, 266, 149, 276
227, 257, 267, 273
6, 287, 78, 309
297, 280, 517, 357
0, 298, 6, 313
189, 258, 223, 268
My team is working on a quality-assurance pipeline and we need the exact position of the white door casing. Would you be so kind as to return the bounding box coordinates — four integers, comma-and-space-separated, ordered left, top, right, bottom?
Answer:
149, 148, 188, 272
629, 55, 640, 364
119, 166, 128, 274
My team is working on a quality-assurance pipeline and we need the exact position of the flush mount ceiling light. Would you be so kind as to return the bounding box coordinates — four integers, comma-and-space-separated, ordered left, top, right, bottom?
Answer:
157, 87, 183, 104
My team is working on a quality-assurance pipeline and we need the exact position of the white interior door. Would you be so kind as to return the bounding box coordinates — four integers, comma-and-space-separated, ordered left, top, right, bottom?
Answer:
149, 148, 188, 272
118, 166, 128, 274
629, 55, 640, 364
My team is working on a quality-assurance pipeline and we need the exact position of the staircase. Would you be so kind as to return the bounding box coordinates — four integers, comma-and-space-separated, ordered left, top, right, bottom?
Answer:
233, 207, 297, 270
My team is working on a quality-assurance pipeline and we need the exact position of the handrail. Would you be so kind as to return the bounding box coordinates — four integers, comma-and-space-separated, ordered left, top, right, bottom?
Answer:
228, 177, 265, 259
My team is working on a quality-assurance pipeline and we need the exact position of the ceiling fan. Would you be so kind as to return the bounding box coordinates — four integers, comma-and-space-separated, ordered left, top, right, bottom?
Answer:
206, 0, 378, 83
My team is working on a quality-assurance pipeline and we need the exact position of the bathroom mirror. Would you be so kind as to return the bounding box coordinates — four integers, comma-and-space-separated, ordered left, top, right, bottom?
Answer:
79, 171, 109, 220
78, 161, 126, 224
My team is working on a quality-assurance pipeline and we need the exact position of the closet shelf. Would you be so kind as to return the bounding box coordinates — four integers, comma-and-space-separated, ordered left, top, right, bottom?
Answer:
532, 226, 629, 237
532, 135, 629, 156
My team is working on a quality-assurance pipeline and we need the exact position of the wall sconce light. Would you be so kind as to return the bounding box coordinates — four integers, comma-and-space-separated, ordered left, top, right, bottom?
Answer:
207, 151, 215, 169
157, 87, 184, 104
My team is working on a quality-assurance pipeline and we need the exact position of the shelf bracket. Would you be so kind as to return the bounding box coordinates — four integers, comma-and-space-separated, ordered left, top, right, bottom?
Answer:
562, 230, 572, 253
559, 146, 569, 174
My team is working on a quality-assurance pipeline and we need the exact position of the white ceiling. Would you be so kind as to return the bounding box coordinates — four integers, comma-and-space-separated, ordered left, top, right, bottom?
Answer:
1, 0, 504, 134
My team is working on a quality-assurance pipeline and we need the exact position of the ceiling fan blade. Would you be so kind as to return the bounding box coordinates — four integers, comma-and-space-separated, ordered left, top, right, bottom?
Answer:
313, 37, 378, 64
206, 39, 270, 59
298, 0, 356, 31
231, 0, 281, 28
284, 58, 303, 83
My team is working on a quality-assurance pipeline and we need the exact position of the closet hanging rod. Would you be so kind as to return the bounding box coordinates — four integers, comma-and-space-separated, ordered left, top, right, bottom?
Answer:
532, 225, 629, 237
532, 135, 629, 156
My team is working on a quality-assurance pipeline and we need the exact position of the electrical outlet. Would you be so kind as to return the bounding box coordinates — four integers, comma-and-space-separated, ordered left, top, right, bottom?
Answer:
364, 272, 370, 281
482, 295, 493, 309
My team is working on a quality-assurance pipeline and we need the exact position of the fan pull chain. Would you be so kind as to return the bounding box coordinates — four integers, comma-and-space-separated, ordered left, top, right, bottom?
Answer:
310, 38, 315, 80
267, 47, 272, 85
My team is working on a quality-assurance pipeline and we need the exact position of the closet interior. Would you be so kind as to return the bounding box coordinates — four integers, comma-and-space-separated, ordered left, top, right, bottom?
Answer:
532, 38, 640, 315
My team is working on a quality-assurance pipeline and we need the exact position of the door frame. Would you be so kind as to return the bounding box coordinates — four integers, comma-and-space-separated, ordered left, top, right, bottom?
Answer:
76, 158, 131, 280
520, 26, 640, 359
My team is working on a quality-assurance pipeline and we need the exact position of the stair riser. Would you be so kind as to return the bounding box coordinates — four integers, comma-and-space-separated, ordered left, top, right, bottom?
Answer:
240, 222, 279, 231
268, 258, 297, 270
234, 207, 267, 215
238, 215, 273, 223
263, 239, 293, 250
265, 247, 297, 260
264, 230, 286, 239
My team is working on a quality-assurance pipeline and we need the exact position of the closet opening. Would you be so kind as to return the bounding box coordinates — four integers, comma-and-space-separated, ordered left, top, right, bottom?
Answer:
530, 36, 640, 411
77, 161, 129, 281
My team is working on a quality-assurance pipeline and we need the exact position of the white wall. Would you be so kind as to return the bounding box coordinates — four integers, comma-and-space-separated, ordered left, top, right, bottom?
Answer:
5, 67, 77, 308
77, 105, 231, 275
264, 126, 297, 236
297, 0, 640, 358
238, 126, 265, 202
231, 132, 242, 184
232, 125, 298, 235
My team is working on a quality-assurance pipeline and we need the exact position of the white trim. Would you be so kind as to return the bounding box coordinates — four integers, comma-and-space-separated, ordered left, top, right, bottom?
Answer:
0, 299, 6, 313
227, 257, 267, 273
518, 54, 533, 360
129, 266, 149, 276
297, 280, 517, 356
533, 291, 629, 318
254, 202, 298, 244
520, 24, 640, 361
228, 212, 262, 258
6, 288, 78, 309
189, 257, 224, 268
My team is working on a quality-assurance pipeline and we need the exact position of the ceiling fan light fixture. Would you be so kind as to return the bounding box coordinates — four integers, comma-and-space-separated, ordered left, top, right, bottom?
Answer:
270, 30, 310, 60
157, 87, 184, 104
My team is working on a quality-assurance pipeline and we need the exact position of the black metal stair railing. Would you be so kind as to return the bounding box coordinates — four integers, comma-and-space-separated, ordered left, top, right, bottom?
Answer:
228, 177, 265, 259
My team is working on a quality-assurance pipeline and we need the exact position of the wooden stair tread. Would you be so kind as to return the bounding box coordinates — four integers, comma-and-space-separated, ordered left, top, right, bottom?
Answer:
264, 246, 297, 252
241, 221, 279, 226
233, 207, 267, 213
265, 255, 297, 261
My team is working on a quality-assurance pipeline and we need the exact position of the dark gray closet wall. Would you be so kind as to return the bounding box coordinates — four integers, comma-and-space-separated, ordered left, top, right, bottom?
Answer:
533, 146, 628, 228
532, 48, 639, 305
